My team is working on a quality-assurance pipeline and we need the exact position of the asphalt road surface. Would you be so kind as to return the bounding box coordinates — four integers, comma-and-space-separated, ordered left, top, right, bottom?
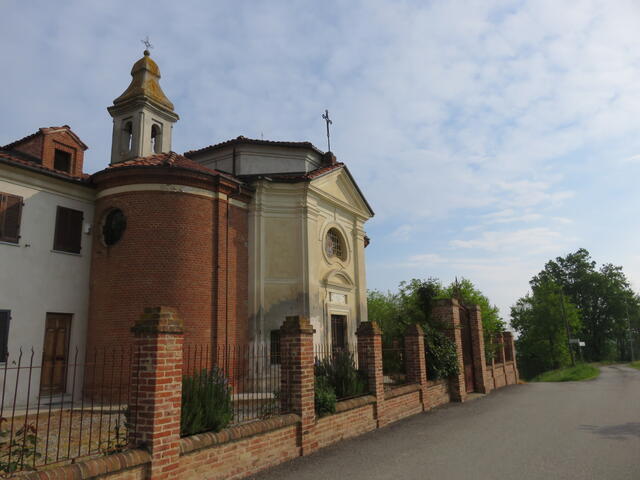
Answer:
249, 365, 640, 480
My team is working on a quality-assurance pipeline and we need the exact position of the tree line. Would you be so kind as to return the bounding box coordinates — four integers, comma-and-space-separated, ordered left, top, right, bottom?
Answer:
511, 248, 640, 378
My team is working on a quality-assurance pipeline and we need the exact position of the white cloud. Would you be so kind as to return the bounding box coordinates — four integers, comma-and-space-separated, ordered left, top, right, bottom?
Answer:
450, 227, 574, 254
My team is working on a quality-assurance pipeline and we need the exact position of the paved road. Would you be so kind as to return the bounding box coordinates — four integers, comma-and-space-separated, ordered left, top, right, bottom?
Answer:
250, 365, 640, 480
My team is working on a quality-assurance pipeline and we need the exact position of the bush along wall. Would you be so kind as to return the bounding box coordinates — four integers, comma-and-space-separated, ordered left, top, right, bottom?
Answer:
314, 350, 367, 415
181, 368, 233, 436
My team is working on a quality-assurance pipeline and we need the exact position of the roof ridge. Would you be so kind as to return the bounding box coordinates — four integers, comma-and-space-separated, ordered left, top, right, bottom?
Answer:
184, 136, 324, 157
2, 125, 88, 151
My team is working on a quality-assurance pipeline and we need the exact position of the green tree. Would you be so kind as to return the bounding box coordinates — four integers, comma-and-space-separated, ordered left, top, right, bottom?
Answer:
367, 289, 402, 339
531, 248, 639, 361
511, 279, 581, 378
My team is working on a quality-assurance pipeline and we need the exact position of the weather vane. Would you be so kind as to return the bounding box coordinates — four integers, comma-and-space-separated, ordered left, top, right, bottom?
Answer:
322, 109, 332, 152
141, 36, 154, 52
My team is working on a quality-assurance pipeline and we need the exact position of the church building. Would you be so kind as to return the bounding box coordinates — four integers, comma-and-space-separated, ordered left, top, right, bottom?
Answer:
0, 50, 373, 401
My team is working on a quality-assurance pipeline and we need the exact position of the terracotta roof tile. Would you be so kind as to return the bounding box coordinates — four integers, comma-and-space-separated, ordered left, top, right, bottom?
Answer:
0, 150, 90, 183
2, 125, 88, 151
184, 136, 324, 157
106, 151, 238, 181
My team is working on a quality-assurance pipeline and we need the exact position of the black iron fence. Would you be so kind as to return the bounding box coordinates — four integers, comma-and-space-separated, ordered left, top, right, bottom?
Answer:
382, 338, 408, 387
314, 343, 368, 401
0, 347, 134, 474
182, 343, 285, 434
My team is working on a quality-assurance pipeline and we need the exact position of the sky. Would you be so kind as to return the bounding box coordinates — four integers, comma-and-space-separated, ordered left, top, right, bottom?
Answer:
3, 0, 640, 323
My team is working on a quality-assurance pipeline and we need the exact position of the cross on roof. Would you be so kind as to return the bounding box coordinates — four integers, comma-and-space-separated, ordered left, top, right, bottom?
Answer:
322, 109, 333, 152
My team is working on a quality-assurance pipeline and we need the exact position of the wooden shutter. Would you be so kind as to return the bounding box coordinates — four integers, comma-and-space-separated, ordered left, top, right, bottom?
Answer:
0, 311, 9, 361
0, 193, 23, 243
53, 206, 83, 253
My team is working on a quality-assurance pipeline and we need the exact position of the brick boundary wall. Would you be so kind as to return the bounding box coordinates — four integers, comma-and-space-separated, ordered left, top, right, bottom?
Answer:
25, 312, 519, 480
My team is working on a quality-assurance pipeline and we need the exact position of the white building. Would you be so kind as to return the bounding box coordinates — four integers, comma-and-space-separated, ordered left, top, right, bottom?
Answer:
0, 126, 94, 404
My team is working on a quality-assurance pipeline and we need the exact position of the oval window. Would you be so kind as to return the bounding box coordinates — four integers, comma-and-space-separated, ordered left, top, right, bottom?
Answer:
325, 228, 346, 261
102, 209, 127, 246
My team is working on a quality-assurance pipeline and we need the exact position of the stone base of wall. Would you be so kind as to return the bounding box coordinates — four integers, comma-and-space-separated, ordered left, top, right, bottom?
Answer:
311, 396, 377, 450
384, 384, 423, 424
178, 415, 300, 480
427, 379, 452, 409
18, 449, 150, 480
489, 362, 518, 390
504, 362, 517, 384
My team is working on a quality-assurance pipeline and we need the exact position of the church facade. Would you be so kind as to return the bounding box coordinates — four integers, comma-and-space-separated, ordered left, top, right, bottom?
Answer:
0, 50, 373, 402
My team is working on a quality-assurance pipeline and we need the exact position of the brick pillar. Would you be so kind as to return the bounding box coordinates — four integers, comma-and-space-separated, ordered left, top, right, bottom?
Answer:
356, 322, 386, 426
129, 307, 183, 480
404, 324, 428, 410
432, 299, 466, 402
499, 332, 508, 379
503, 332, 519, 383
280, 315, 316, 455
468, 305, 490, 393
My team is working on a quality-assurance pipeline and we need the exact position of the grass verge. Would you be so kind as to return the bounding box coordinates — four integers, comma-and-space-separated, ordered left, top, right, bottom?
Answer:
630, 361, 640, 371
532, 363, 600, 382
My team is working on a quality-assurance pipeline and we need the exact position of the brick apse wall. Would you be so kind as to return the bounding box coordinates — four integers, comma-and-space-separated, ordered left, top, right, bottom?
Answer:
20, 308, 519, 480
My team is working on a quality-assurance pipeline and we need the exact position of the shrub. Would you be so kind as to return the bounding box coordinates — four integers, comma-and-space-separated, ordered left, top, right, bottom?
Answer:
315, 349, 367, 399
181, 368, 233, 437
425, 327, 459, 380
314, 376, 337, 416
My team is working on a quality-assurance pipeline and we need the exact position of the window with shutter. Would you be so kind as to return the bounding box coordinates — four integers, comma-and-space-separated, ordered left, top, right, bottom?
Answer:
0, 311, 9, 361
0, 192, 23, 244
53, 206, 83, 253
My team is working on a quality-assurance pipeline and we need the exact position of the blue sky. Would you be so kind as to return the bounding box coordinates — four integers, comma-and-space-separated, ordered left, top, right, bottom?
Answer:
3, 0, 640, 322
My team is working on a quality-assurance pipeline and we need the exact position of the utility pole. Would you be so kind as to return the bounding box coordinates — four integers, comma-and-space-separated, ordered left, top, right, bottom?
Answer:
560, 289, 575, 366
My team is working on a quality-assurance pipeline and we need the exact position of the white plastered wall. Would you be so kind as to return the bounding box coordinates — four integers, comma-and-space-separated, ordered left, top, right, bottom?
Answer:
248, 168, 371, 350
0, 164, 95, 406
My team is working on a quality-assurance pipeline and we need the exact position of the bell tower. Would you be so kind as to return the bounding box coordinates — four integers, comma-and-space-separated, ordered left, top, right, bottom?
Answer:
107, 49, 179, 164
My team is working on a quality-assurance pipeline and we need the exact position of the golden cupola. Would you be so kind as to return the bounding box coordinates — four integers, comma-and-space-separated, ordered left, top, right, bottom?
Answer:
107, 50, 179, 164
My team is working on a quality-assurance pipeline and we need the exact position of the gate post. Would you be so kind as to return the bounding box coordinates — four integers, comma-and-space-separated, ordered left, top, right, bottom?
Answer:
468, 305, 490, 393
280, 315, 316, 455
356, 322, 386, 426
404, 324, 428, 410
432, 299, 466, 402
129, 307, 183, 480
504, 332, 519, 383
